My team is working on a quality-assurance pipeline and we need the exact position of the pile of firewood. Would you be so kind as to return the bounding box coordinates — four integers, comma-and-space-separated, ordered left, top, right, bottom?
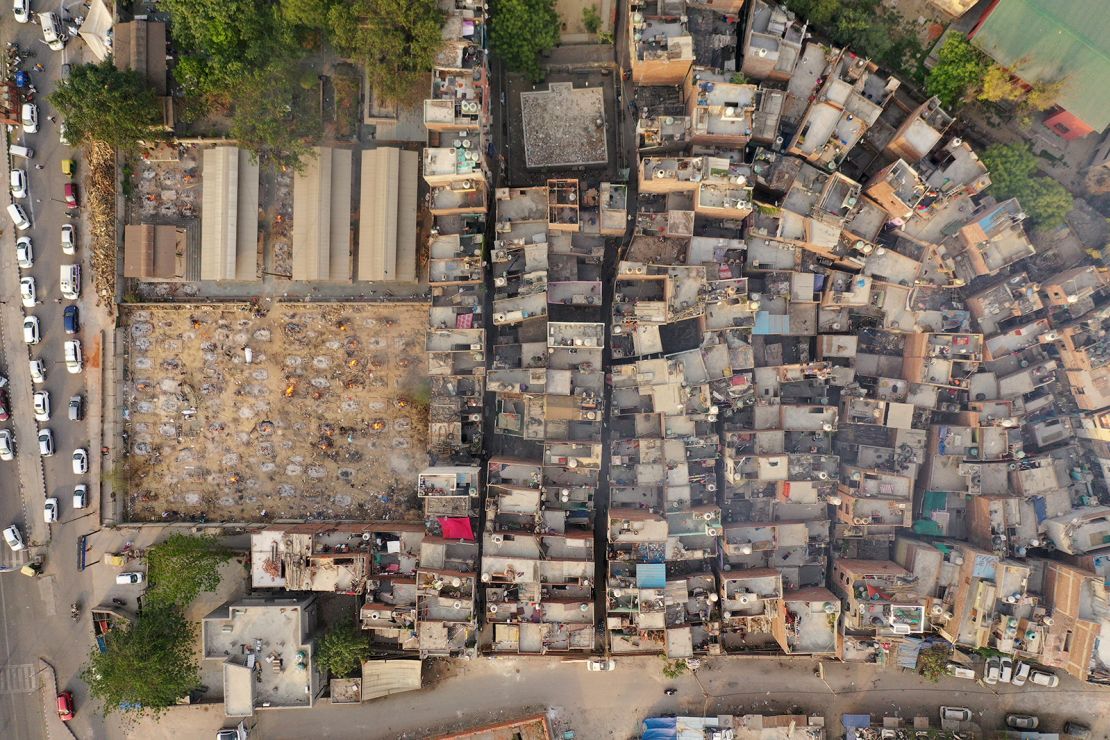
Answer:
87, 141, 117, 313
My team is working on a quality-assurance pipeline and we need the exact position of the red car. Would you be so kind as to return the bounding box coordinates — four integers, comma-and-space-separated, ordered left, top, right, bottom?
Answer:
56, 691, 74, 721
64, 182, 78, 209
0, 389, 8, 422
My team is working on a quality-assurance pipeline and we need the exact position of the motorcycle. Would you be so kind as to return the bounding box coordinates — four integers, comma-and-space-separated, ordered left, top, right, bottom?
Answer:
111, 598, 125, 607
664, 688, 677, 696
70, 602, 80, 621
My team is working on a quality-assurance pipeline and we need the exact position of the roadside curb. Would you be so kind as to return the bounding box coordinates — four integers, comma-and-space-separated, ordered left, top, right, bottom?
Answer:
37, 657, 77, 740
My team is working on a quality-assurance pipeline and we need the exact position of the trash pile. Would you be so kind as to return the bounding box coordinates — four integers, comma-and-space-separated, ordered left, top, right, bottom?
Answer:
88, 140, 117, 312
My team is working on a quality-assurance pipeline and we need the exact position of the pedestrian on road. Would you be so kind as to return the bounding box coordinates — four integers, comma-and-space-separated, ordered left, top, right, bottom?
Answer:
55, 298, 62, 304
47, 115, 56, 123
33, 63, 43, 72
34, 164, 44, 170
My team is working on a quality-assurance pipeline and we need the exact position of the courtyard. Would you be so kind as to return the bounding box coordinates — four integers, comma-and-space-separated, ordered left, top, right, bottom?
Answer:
120, 302, 430, 522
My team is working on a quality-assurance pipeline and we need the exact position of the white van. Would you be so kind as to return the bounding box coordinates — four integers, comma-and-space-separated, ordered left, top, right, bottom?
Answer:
40, 12, 65, 51
64, 339, 83, 374
7, 203, 30, 230
60, 264, 80, 300
9, 145, 33, 160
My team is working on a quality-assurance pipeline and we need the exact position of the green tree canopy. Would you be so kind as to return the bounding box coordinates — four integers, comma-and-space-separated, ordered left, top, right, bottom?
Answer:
315, 621, 372, 678
160, 0, 294, 97
980, 143, 1074, 230
82, 605, 200, 716
48, 61, 162, 150
229, 60, 323, 170
328, 0, 444, 104
491, 0, 560, 82
926, 35, 988, 109
146, 533, 234, 607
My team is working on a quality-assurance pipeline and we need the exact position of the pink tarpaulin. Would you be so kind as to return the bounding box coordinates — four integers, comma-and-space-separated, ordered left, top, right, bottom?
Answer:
438, 517, 475, 541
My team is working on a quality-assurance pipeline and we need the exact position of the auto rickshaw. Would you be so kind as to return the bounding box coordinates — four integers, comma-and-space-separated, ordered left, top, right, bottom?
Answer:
61, 159, 75, 177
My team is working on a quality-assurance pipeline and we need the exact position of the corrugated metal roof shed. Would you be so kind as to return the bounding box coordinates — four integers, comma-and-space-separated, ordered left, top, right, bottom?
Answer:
200, 146, 259, 281
357, 148, 418, 282
292, 147, 353, 282
972, 0, 1110, 132
360, 659, 422, 701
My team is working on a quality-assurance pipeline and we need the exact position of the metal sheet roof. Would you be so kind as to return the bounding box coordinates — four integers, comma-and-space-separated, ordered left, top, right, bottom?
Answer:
972, 0, 1110, 132
357, 148, 418, 282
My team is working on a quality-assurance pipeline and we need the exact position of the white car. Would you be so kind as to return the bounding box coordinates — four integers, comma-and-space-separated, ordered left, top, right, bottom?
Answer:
945, 663, 976, 680
586, 657, 615, 671
1000, 656, 1014, 684
21, 102, 37, 134
61, 224, 76, 255
940, 707, 972, 723
32, 391, 50, 422
1030, 669, 1059, 687
10, 168, 27, 199
64, 339, 82, 374
16, 236, 33, 269
1013, 660, 1031, 687
19, 276, 36, 308
38, 428, 54, 456
23, 316, 40, 344
73, 484, 87, 509
72, 448, 88, 474
0, 429, 13, 461
3, 524, 25, 552
43, 497, 58, 523
116, 572, 144, 585
984, 656, 1001, 685
28, 359, 45, 384
13, 0, 31, 23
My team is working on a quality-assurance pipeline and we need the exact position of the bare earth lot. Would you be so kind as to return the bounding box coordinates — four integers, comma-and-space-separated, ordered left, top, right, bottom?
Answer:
121, 302, 430, 522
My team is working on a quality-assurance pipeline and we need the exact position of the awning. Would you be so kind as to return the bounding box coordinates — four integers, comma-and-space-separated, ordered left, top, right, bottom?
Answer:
437, 517, 474, 541
78, 0, 113, 62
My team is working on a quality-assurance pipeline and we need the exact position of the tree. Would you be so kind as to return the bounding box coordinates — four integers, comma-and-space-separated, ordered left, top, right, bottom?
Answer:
160, 0, 294, 98
926, 35, 988, 109
146, 533, 234, 608
280, 0, 335, 30
48, 61, 162, 149
917, 646, 951, 682
82, 605, 200, 716
979, 65, 1024, 104
661, 658, 689, 679
1024, 79, 1064, 112
328, 0, 444, 105
229, 60, 322, 170
315, 621, 371, 678
980, 143, 1074, 230
582, 4, 601, 35
491, 0, 560, 83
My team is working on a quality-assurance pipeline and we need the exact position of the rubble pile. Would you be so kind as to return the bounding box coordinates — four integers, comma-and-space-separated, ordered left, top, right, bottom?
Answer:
87, 140, 117, 312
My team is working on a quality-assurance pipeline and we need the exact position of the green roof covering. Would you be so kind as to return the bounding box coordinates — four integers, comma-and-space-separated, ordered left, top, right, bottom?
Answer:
971, 0, 1110, 132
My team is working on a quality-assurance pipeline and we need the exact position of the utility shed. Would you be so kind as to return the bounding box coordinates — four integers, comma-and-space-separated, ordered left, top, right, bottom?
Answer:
358, 147, 419, 282
113, 20, 168, 94
123, 224, 187, 281
200, 146, 259, 281
292, 147, 353, 282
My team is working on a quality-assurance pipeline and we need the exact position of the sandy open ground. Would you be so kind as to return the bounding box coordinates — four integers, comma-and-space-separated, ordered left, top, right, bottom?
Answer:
121, 302, 430, 522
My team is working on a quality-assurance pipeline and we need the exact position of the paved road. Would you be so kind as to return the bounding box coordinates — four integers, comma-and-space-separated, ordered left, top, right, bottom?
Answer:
111, 653, 1109, 740
1, 7, 111, 739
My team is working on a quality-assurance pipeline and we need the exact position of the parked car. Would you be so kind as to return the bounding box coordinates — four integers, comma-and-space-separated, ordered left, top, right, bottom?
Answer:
3, 524, 25, 551
72, 484, 87, 509
63, 305, 79, 334
68, 395, 83, 421
28, 359, 46, 384
7, 202, 30, 230
1064, 721, 1092, 738
10, 168, 27, 199
56, 691, 74, 721
43, 497, 58, 523
1030, 669, 1059, 687
13, 0, 31, 23
16, 236, 33, 269
984, 656, 1001, 685
38, 429, 54, 456
1000, 656, 1014, 683
64, 339, 82, 374
71, 447, 88, 474
61, 159, 75, 176
945, 663, 976, 680
0, 389, 8, 422
1007, 715, 1039, 730
1012, 660, 1031, 687
115, 572, 144, 585
586, 657, 615, 671
0, 429, 14, 461
19, 276, 36, 308
23, 316, 40, 344
21, 102, 37, 134
940, 707, 972, 722
63, 181, 77, 208
61, 224, 76, 254
32, 390, 50, 422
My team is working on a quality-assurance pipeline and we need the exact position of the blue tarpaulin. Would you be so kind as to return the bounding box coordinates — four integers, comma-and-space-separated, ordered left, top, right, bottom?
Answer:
1032, 495, 1048, 523
637, 563, 666, 589
642, 717, 678, 739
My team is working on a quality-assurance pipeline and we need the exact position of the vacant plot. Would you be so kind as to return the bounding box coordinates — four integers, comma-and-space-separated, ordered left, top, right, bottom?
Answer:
121, 302, 430, 522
